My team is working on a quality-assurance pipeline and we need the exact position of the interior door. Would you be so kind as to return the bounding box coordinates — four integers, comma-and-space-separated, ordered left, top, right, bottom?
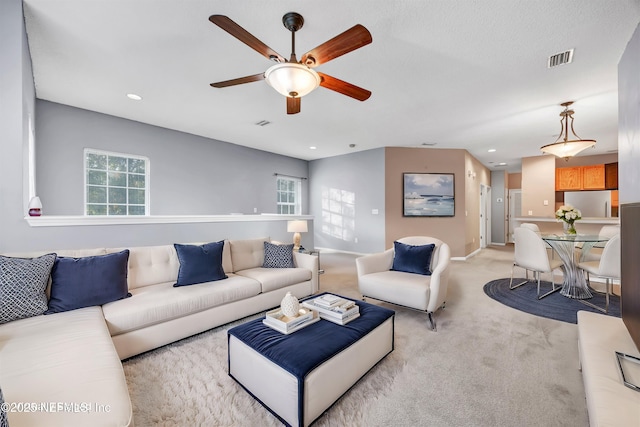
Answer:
480, 184, 491, 248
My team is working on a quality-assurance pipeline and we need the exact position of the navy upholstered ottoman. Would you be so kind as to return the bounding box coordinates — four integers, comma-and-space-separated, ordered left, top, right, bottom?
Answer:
227, 297, 395, 427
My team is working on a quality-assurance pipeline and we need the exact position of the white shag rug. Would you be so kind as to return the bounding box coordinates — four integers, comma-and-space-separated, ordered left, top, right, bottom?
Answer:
123, 249, 589, 427
122, 313, 405, 427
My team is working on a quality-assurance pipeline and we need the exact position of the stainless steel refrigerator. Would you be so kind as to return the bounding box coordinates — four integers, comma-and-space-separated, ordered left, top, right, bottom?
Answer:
563, 190, 613, 217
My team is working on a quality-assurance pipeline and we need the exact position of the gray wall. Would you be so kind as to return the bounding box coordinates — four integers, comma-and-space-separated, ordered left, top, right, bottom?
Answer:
309, 148, 386, 253
0, 0, 36, 253
618, 22, 640, 205
490, 170, 507, 244
36, 101, 309, 216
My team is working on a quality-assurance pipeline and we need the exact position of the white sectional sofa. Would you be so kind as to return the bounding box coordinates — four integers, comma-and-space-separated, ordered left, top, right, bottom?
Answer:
577, 311, 640, 427
0, 237, 318, 427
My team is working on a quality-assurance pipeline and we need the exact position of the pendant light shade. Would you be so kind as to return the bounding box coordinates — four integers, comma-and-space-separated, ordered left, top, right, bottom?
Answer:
540, 101, 596, 160
265, 63, 320, 98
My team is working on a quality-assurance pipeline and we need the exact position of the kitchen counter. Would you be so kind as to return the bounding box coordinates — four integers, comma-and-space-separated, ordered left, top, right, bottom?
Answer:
512, 217, 619, 235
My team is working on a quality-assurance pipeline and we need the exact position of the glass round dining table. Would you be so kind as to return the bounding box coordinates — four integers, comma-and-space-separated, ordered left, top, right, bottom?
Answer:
541, 234, 610, 299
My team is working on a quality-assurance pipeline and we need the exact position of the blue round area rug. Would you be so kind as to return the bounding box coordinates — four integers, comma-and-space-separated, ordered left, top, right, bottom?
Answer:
483, 278, 621, 324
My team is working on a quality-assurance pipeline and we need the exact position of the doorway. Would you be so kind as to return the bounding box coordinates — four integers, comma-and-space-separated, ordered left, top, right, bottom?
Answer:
508, 189, 522, 243
480, 184, 491, 248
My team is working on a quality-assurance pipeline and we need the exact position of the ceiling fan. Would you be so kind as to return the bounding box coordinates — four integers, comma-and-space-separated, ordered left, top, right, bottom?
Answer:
209, 12, 372, 114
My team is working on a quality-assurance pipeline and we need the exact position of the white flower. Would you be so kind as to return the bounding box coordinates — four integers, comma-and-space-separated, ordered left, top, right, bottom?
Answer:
555, 204, 581, 223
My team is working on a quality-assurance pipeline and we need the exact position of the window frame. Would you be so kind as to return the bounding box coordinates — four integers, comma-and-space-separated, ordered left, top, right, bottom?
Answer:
83, 148, 150, 216
276, 176, 302, 215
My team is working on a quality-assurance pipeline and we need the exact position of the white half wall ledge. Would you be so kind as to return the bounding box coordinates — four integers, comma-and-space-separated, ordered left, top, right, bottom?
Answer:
24, 214, 314, 227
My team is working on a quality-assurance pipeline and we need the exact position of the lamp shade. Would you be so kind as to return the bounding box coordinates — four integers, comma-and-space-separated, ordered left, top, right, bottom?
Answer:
540, 139, 596, 158
287, 220, 308, 233
265, 63, 320, 98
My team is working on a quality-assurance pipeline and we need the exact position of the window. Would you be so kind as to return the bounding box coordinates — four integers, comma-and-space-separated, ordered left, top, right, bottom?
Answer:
84, 149, 149, 215
276, 176, 301, 214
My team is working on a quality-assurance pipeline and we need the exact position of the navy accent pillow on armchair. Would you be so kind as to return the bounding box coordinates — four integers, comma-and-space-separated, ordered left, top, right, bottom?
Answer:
174, 241, 227, 287
46, 250, 131, 314
391, 241, 435, 276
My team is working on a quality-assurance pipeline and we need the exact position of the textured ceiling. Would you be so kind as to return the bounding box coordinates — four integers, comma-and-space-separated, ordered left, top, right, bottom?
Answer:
23, 0, 640, 172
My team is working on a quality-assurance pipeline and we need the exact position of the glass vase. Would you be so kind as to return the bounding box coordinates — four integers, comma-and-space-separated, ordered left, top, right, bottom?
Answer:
563, 221, 577, 235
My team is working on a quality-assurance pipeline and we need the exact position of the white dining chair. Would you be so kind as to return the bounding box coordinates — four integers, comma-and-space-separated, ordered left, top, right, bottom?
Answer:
580, 225, 620, 262
510, 227, 564, 299
577, 234, 620, 313
521, 222, 556, 260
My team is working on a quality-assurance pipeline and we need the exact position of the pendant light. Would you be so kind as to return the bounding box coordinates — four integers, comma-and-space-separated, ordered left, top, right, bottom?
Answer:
540, 101, 596, 160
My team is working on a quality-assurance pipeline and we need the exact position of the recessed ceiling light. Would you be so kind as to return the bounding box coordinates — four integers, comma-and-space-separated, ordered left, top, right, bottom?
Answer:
488, 149, 496, 153
126, 93, 142, 101
498, 162, 507, 166
310, 146, 317, 150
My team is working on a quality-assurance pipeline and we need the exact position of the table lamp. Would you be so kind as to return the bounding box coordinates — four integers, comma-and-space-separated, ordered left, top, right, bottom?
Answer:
287, 220, 308, 251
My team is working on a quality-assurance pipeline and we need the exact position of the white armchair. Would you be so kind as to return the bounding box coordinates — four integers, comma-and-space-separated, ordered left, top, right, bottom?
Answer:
356, 236, 451, 331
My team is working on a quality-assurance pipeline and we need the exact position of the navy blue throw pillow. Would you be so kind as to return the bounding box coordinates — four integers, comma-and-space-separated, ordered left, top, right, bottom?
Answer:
391, 241, 435, 276
174, 241, 227, 287
46, 250, 131, 314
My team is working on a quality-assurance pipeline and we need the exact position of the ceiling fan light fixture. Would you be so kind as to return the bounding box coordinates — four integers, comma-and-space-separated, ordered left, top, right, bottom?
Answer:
540, 101, 596, 160
264, 63, 320, 98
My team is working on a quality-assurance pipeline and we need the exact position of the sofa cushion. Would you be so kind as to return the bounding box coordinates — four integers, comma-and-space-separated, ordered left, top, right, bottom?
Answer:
102, 275, 261, 336
0, 253, 56, 324
174, 241, 227, 287
107, 245, 178, 290
229, 237, 269, 272
391, 241, 435, 276
263, 242, 295, 268
0, 306, 133, 427
235, 267, 312, 293
359, 270, 431, 311
46, 250, 131, 314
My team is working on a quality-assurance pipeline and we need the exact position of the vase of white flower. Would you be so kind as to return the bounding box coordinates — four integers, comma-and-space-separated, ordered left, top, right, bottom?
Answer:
555, 205, 581, 235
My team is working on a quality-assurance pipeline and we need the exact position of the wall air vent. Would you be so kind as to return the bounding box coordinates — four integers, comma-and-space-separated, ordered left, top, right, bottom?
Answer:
255, 120, 271, 126
548, 49, 574, 68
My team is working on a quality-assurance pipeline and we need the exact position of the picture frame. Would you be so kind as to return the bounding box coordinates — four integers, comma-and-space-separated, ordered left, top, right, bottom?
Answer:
403, 173, 455, 217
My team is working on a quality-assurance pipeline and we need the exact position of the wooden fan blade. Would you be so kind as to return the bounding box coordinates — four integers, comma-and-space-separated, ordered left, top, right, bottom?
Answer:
210, 73, 265, 88
209, 15, 286, 63
287, 97, 301, 114
318, 72, 371, 101
301, 24, 372, 68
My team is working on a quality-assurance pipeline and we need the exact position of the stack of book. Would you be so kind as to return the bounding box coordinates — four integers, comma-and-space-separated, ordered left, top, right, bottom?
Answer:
262, 307, 319, 334
301, 294, 360, 325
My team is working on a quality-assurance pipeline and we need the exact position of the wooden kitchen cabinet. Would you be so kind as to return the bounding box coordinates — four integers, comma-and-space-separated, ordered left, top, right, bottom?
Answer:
605, 162, 618, 189
556, 164, 611, 191
556, 166, 582, 191
582, 164, 606, 190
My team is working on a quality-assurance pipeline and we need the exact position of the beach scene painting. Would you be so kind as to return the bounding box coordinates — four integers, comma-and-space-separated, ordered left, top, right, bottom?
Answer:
403, 173, 455, 217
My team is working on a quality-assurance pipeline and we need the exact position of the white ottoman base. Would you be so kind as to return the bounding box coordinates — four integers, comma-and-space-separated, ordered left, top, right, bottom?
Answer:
229, 316, 394, 427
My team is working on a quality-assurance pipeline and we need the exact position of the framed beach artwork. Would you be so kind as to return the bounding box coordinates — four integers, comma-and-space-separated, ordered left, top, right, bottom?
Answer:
403, 173, 455, 217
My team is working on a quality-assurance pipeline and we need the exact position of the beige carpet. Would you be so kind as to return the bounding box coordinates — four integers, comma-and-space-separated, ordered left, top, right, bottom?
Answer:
123, 246, 589, 426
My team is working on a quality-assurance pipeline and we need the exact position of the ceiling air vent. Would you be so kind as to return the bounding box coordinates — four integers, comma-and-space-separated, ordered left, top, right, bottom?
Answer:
548, 49, 574, 68
255, 120, 271, 127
